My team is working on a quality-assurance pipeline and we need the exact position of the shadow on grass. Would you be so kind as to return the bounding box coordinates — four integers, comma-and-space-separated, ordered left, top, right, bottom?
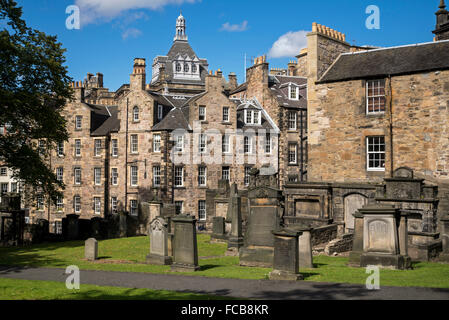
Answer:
199, 264, 219, 271
300, 272, 320, 280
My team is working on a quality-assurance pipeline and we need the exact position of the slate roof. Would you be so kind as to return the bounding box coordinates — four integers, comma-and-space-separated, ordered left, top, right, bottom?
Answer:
85, 104, 120, 136
318, 40, 449, 83
268, 75, 307, 109
229, 82, 247, 95
151, 107, 191, 131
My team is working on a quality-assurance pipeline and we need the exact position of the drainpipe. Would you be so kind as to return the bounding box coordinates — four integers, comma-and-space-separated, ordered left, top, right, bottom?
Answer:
125, 98, 129, 212
388, 75, 394, 177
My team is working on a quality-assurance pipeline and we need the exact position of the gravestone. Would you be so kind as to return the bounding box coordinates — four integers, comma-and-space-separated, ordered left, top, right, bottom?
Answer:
211, 217, 226, 242
227, 183, 244, 252
146, 217, 172, 265
65, 214, 79, 240
440, 216, 449, 262
359, 204, 411, 269
269, 229, 303, 281
85, 238, 98, 261
240, 170, 282, 267
119, 211, 127, 238
170, 215, 200, 272
348, 211, 364, 266
298, 227, 314, 269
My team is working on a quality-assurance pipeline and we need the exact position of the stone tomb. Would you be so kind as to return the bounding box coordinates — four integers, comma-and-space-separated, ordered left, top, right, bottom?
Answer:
358, 205, 411, 270
146, 217, 172, 265
170, 215, 200, 272
269, 229, 303, 281
85, 238, 98, 261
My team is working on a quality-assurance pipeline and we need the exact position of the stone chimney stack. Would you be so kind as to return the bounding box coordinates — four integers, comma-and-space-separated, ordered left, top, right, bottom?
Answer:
228, 72, 238, 91
96, 73, 104, 88
433, 0, 449, 40
206, 69, 224, 92
71, 81, 85, 102
288, 60, 297, 76
130, 58, 146, 91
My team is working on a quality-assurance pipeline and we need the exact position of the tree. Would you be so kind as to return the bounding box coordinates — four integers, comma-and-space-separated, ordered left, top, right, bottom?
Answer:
0, 0, 72, 202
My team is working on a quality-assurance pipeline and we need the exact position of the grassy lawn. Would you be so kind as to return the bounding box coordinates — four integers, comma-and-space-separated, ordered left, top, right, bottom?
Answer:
0, 234, 448, 288
0, 278, 229, 300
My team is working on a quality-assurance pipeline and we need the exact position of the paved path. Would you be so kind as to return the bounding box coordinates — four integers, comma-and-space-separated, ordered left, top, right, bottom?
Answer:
1, 265, 448, 300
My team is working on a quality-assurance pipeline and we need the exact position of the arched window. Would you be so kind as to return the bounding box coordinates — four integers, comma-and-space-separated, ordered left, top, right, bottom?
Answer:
176, 63, 182, 72
192, 64, 197, 73
184, 63, 189, 73
133, 106, 139, 122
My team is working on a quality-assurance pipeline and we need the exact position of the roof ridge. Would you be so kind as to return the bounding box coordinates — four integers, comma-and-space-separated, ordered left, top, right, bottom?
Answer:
342, 39, 449, 56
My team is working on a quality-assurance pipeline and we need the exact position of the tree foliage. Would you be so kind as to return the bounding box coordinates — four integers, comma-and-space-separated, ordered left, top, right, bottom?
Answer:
0, 0, 72, 202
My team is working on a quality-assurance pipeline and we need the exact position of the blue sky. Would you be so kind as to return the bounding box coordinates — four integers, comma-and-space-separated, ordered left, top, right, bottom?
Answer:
14, 0, 442, 91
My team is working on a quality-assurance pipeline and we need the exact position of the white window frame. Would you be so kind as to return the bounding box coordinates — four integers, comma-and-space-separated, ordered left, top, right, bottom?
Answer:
111, 139, 118, 157
94, 197, 101, 215
199, 106, 206, 121
111, 168, 118, 186
223, 107, 230, 122
175, 201, 183, 215
289, 84, 299, 100
130, 166, 138, 186
56, 167, 64, 182
94, 168, 101, 186
1, 182, 8, 194
130, 200, 138, 216
57, 142, 64, 157
153, 166, 161, 187
130, 135, 138, 154
198, 200, 206, 221
75, 115, 82, 130
366, 136, 386, 172
0, 167, 7, 176
111, 197, 118, 214
37, 194, 44, 211
74, 167, 82, 185
75, 139, 81, 157
244, 167, 251, 186
222, 167, 230, 181
74, 196, 81, 213
174, 166, 184, 187
133, 106, 139, 122
175, 135, 184, 153
11, 182, 17, 193
153, 134, 161, 153
244, 136, 252, 154
222, 135, 230, 154
94, 139, 102, 157
289, 144, 297, 165
56, 196, 64, 211
288, 111, 297, 131
199, 134, 207, 154
265, 134, 272, 154
366, 79, 386, 114
198, 166, 207, 187
244, 110, 261, 125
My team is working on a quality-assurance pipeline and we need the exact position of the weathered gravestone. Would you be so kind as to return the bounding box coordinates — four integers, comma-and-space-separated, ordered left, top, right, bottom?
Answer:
239, 169, 282, 267
358, 204, 411, 270
211, 217, 226, 242
348, 210, 365, 266
440, 216, 449, 263
269, 229, 303, 281
227, 183, 244, 252
170, 215, 200, 272
85, 238, 98, 261
146, 217, 172, 265
298, 227, 314, 269
64, 214, 79, 241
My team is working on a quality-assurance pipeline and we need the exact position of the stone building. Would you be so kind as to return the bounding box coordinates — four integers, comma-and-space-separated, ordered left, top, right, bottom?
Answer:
284, 1, 449, 248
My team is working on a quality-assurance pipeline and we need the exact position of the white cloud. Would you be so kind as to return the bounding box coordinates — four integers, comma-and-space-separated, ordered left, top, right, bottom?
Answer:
122, 28, 143, 40
220, 20, 248, 32
268, 30, 309, 58
75, 0, 199, 25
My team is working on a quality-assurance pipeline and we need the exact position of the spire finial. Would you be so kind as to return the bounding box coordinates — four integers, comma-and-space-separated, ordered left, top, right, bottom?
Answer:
440, 0, 446, 9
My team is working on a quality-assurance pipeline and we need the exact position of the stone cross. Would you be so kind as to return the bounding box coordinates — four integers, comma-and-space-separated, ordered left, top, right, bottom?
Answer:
85, 238, 98, 261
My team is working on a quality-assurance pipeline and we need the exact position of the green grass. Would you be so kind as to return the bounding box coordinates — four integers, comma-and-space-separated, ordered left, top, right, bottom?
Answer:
1, 235, 449, 288
0, 278, 229, 300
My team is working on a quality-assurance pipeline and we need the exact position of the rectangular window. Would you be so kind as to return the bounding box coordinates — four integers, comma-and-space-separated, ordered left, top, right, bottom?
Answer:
130, 135, 138, 153
223, 107, 230, 122
111, 168, 118, 186
74, 196, 81, 213
175, 135, 184, 153
199, 106, 206, 121
130, 166, 138, 186
199, 134, 207, 154
289, 85, 298, 100
222, 135, 230, 154
111, 197, 118, 214
175, 167, 184, 187
0, 167, 7, 176
55, 221, 62, 234
130, 200, 138, 216
10, 183, 17, 193
253, 111, 260, 125
175, 201, 183, 215
153, 166, 161, 187
94, 139, 102, 156
244, 136, 252, 154
367, 136, 386, 171
38, 140, 45, 155
366, 79, 386, 113
57, 142, 64, 157
244, 110, 261, 125
56, 167, 64, 182
158, 105, 163, 120
1, 183, 8, 194
153, 134, 161, 153
74, 139, 81, 157
289, 144, 297, 165
75, 116, 82, 130
74, 167, 81, 185
198, 200, 206, 221
37, 194, 44, 210
222, 167, 230, 181
94, 197, 101, 215
198, 166, 207, 186
288, 112, 297, 130
265, 134, 272, 154
111, 139, 118, 157
56, 196, 64, 211
244, 167, 251, 186
94, 168, 101, 185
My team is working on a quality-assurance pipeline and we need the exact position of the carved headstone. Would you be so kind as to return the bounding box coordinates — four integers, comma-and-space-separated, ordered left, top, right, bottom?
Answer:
147, 217, 172, 265
85, 238, 98, 261
269, 229, 303, 281
170, 215, 200, 272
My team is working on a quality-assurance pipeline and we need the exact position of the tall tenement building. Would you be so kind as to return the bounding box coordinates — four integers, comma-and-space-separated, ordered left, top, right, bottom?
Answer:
28, 14, 307, 232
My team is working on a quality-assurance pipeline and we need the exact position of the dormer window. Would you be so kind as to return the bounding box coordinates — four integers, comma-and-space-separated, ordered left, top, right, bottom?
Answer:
244, 110, 261, 125
289, 84, 299, 100
192, 64, 197, 73
184, 63, 189, 73
176, 63, 182, 72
